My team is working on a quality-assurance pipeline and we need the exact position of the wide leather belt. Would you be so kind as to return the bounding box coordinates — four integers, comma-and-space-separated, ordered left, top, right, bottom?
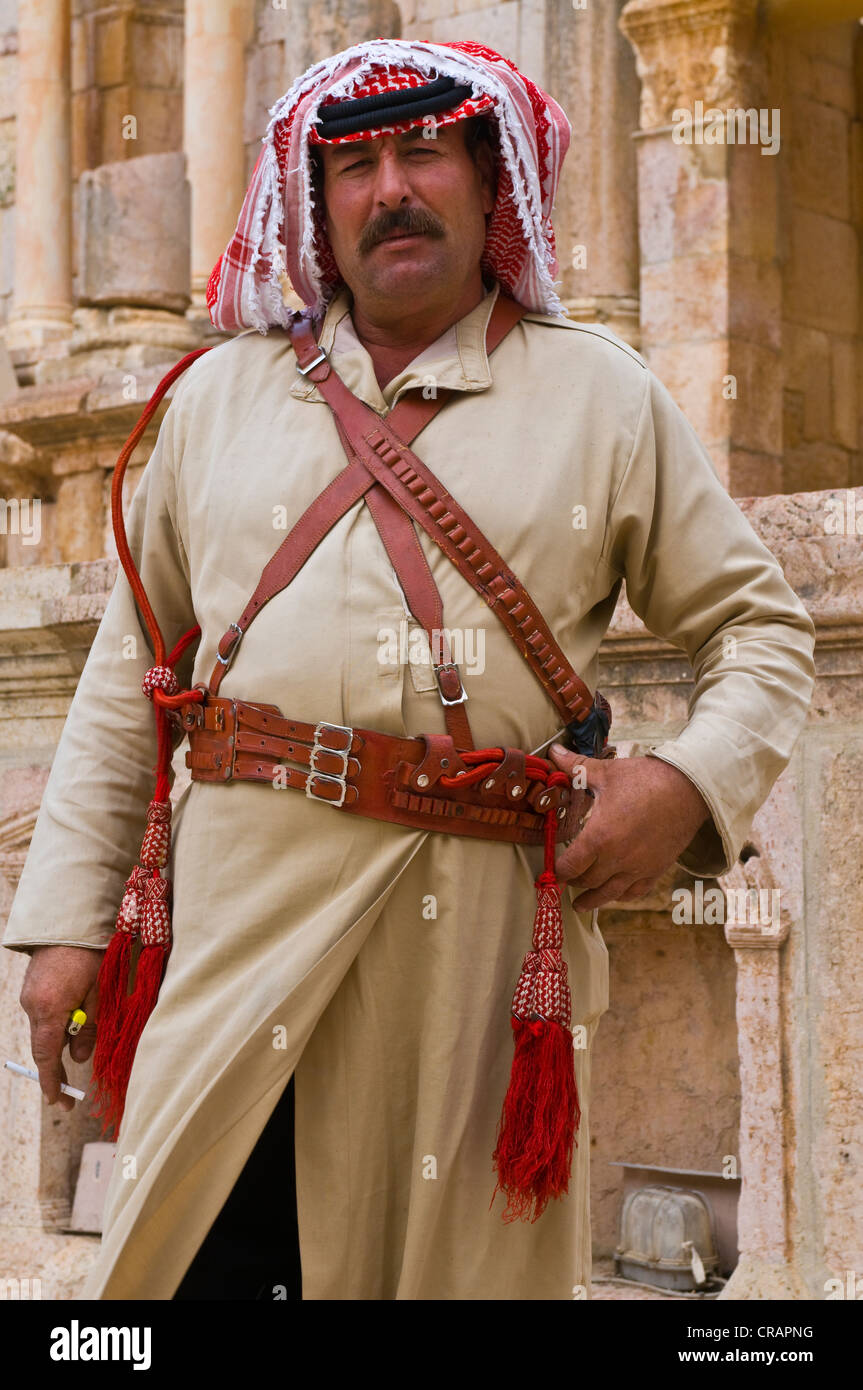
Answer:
173, 694, 590, 847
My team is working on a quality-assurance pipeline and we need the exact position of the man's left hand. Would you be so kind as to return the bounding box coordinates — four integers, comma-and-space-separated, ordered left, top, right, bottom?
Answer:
547, 743, 712, 910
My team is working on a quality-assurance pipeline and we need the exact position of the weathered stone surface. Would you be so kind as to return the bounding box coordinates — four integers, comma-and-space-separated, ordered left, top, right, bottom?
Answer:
786, 207, 859, 337
129, 13, 183, 90
77, 152, 191, 311
725, 448, 782, 499
243, 38, 286, 148
799, 738, 863, 1282
728, 340, 783, 457
783, 441, 856, 494
55, 469, 105, 564
545, 0, 639, 307
425, 3, 518, 55
590, 911, 740, 1258
790, 95, 851, 221
70, 9, 92, 94
728, 259, 782, 351
94, 11, 127, 89
0, 1, 17, 37
830, 338, 859, 452
0, 49, 16, 122
640, 258, 728, 342
185, 0, 254, 298
640, 340, 732, 455
620, 0, 763, 130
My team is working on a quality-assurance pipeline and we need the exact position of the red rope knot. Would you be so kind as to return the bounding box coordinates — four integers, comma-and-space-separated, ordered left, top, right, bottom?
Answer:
545, 770, 569, 792
141, 798, 172, 869
142, 665, 179, 700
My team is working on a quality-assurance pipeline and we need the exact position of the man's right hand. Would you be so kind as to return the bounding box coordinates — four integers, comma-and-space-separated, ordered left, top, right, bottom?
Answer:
19, 945, 103, 1112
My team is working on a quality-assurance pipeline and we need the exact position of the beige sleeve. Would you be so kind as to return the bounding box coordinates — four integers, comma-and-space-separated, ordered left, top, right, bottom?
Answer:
602, 368, 816, 878
2, 378, 200, 955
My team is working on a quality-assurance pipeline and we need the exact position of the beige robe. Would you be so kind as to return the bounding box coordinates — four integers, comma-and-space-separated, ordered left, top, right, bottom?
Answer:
3, 279, 816, 1300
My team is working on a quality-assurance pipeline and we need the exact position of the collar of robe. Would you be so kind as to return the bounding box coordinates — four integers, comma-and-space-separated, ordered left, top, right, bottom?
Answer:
288, 278, 502, 412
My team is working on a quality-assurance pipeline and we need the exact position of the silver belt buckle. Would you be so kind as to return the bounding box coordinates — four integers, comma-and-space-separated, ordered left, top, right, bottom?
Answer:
305, 771, 348, 808
306, 721, 354, 807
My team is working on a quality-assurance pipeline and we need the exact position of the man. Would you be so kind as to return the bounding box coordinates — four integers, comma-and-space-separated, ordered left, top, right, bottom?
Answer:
5, 39, 815, 1300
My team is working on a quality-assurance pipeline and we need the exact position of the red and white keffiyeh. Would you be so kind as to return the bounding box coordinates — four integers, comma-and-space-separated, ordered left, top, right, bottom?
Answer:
206, 39, 572, 330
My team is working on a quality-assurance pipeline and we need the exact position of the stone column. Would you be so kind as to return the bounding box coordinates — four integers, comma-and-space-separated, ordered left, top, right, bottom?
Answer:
619, 0, 782, 494
184, 0, 255, 308
546, 0, 641, 348
717, 774, 811, 1298
5, 0, 74, 358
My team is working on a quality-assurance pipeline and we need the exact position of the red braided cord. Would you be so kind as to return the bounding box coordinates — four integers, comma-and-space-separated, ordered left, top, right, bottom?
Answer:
152, 626, 205, 710
110, 348, 212, 667
542, 770, 569, 875
110, 351, 215, 797
439, 750, 567, 791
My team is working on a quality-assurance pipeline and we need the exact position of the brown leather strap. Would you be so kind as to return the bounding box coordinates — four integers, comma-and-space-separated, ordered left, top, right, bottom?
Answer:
208, 362, 457, 696
364, 485, 474, 751
209, 457, 376, 696
289, 296, 594, 727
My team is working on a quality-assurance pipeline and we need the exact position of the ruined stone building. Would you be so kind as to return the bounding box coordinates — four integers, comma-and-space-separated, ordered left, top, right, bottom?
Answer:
0, 0, 860, 1299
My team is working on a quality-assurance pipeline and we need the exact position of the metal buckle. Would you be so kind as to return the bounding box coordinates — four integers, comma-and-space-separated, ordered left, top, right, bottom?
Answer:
309, 720, 352, 774
215, 622, 243, 668
296, 347, 327, 377
306, 771, 348, 808
305, 721, 354, 807
433, 662, 469, 707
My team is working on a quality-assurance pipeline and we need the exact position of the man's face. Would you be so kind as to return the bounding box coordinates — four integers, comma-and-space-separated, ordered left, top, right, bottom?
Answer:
317, 121, 496, 310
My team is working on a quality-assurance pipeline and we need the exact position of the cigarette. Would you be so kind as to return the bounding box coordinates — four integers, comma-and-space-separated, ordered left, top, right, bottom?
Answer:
4, 1059, 86, 1101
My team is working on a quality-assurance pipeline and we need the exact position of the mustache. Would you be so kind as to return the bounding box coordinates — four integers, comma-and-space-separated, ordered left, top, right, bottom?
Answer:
358, 207, 445, 254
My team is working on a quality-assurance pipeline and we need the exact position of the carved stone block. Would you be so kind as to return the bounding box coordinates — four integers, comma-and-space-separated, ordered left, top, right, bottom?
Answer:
77, 152, 190, 312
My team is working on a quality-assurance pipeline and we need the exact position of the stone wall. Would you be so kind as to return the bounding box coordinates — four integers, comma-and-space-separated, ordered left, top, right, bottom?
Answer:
779, 22, 862, 492
244, 0, 403, 184
70, 1, 184, 174
590, 913, 740, 1259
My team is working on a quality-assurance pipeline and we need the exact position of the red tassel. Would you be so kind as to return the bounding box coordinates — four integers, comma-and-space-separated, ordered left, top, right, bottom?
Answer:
492, 792, 581, 1222
105, 942, 169, 1129
492, 1016, 580, 1222
91, 861, 151, 1130
91, 796, 175, 1137
90, 930, 133, 1122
